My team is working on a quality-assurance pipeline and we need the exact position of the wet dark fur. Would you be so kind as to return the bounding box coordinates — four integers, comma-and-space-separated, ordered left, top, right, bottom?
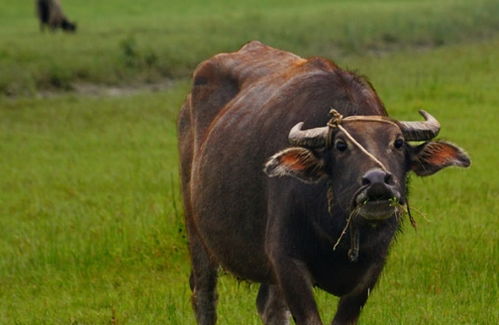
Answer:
178, 41, 469, 325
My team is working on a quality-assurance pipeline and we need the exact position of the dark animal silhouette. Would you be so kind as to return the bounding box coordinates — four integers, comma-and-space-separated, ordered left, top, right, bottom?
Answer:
36, 0, 76, 32
178, 41, 470, 325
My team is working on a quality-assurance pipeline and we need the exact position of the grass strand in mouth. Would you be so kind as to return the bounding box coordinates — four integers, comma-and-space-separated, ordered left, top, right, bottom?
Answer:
389, 197, 419, 230
332, 205, 361, 251
334, 197, 420, 254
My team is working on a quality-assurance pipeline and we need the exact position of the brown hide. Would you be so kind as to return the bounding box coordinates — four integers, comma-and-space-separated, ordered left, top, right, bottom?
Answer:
178, 41, 470, 325
179, 41, 392, 325
186, 41, 386, 152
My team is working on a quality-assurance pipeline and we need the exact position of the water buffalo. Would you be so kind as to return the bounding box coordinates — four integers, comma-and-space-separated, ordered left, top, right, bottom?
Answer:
178, 41, 470, 325
36, 0, 77, 32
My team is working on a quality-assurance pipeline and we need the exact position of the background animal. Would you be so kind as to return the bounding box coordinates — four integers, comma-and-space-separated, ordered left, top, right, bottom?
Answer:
178, 41, 470, 324
36, 0, 77, 32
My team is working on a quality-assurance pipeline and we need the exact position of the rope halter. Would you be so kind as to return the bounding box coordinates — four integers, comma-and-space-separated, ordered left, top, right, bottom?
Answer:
326, 109, 391, 173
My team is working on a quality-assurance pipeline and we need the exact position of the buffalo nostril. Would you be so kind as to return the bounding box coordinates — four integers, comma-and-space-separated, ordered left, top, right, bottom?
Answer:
384, 173, 393, 184
361, 169, 396, 202
361, 168, 391, 186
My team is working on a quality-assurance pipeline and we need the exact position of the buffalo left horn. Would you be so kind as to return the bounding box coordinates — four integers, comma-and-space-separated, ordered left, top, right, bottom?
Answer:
288, 122, 329, 148
398, 110, 441, 141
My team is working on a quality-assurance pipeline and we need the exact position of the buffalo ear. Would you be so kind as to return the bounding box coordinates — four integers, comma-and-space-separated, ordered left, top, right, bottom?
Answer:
411, 140, 471, 176
264, 147, 327, 183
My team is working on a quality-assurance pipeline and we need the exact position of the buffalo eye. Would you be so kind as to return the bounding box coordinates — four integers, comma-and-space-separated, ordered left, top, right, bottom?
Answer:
335, 140, 348, 152
394, 138, 404, 149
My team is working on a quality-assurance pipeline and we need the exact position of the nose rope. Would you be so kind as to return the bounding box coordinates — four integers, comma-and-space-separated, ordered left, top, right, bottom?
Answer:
326, 110, 409, 262
327, 109, 389, 174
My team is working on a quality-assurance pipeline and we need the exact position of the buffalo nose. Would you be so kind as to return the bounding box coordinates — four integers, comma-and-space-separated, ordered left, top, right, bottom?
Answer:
361, 168, 392, 186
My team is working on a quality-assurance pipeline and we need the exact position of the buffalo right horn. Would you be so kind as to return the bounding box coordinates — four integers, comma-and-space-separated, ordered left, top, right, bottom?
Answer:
288, 122, 329, 148
398, 110, 441, 141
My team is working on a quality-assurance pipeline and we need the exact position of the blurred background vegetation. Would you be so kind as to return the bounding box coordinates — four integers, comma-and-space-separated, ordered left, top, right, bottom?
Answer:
0, 0, 498, 96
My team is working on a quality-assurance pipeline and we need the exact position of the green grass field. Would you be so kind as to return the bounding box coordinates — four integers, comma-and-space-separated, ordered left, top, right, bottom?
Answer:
1, 0, 498, 324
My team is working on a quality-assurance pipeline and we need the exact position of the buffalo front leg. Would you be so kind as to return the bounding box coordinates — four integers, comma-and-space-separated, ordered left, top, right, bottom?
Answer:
331, 264, 383, 325
330, 290, 368, 325
188, 235, 219, 325
270, 257, 323, 325
257, 284, 291, 325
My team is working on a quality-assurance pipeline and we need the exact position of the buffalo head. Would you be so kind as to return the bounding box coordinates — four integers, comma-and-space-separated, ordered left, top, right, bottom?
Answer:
264, 110, 471, 221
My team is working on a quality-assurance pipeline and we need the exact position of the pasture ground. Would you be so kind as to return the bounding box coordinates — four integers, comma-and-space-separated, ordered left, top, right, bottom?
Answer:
0, 0, 498, 324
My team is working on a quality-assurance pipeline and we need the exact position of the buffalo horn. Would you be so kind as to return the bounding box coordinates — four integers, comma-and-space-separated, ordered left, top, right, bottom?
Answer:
288, 122, 329, 148
398, 110, 440, 141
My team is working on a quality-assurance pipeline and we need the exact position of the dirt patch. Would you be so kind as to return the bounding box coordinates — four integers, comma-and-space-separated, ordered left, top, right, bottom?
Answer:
36, 78, 175, 99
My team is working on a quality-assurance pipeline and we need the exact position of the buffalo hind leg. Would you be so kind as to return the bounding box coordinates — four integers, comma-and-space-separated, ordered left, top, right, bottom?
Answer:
257, 284, 291, 325
189, 235, 218, 325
